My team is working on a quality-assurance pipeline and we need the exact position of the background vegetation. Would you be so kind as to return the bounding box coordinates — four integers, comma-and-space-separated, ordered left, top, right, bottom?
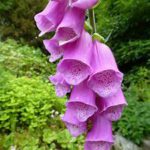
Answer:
0, 0, 150, 149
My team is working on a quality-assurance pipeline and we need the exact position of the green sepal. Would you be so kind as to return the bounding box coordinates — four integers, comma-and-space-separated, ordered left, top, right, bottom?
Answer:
84, 21, 93, 32
92, 33, 106, 43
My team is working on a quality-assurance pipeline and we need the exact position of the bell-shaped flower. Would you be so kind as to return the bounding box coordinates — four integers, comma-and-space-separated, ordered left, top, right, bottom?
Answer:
62, 108, 87, 137
43, 38, 63, 62
66, 80, 97, 122
53, 0, 99, 10
88, 41, 123, 98
72, 0, 99, 9
34, 0, 68, 36
57, 30, 93, 85
49, 72, 71, 97
84, 114, 114, 150
54, 7, 85, 46
96, 89, 128, 121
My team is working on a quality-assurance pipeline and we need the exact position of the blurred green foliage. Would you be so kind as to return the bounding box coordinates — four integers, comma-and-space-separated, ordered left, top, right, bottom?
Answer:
0, 75, 65, 131
96, 0, 150, 42
0, 0, 48, 46
0, 0, 14, 11
115, 40, 150, 67
0, 129, 84, 150
0, 39, 56, 77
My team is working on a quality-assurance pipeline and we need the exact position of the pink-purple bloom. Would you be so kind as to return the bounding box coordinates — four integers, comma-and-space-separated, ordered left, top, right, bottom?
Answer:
49, 72, 71, 97
57, 30, 93, 85
35, 1, 127, 149
85, 114, 114, 150
66, 80, 97, 122
34, 0, 68, 36
53, 0, 99, 10
43, 38, 63, 62
96, 89, 128, 121
62, 108, 87, 137
88, 40, 123, 98
71, 0, 99, 9
54, 7, 85, 46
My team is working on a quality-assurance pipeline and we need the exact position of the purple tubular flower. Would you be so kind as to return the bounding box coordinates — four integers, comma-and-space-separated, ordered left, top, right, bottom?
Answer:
66, 80, 97, 122
85, 114, 114, 150
34, 0, 68, 36
57, 30, 93, 85
88, 41, 123, 98
43, 38, 63, 62
72, 0, 99, 9
54, 7, 85, 46
97, 89, 128, 121
62, 108, 87, 137
53, 0, 99, 9
49, 72, 71, 97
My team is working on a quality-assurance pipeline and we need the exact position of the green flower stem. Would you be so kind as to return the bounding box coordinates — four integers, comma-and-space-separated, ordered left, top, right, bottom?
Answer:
89, 9, 96, 34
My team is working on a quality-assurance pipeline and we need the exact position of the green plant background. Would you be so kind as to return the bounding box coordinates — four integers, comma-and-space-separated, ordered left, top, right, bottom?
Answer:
0, 0, 150, 149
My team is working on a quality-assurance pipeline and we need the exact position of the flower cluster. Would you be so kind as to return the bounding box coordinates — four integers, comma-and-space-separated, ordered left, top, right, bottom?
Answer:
35, 0, 127, 149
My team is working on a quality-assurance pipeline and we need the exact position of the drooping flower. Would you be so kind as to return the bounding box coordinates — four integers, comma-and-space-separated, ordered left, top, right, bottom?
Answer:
49, 72, 71, 97
54, 7, 85, 46
34, 0, 127, 148
88, 41, 123, 98
66, 80, 97, 122
72, 0, 99, 9
53, 0, 99, 10
34, 0, 68, 36
84, 114, 114, 150
57, 30, 93, 85
43, 38, 63, 62
62, 108, 87, 137
96, 89, 128, 121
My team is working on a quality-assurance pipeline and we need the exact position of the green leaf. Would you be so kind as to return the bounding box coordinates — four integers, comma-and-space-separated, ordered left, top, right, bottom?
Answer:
43, 129, 57, 144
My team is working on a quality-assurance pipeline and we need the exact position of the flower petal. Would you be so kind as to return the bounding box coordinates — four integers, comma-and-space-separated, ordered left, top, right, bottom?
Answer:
62, 108, 87, 137
85, 114, 113, 150
96, 89, 127, 121
103, 106, 123, 121
34, 0, 68, 36
49, 72, 71, 97
88, 41, 123, 97
72, 0, 99, 9
67, 80, 97, 122
55, 7, 85, 46
43, 39, 63, 62
57, 30, 93, 85
52, 0, 99, 9
85, 141, 111, 150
